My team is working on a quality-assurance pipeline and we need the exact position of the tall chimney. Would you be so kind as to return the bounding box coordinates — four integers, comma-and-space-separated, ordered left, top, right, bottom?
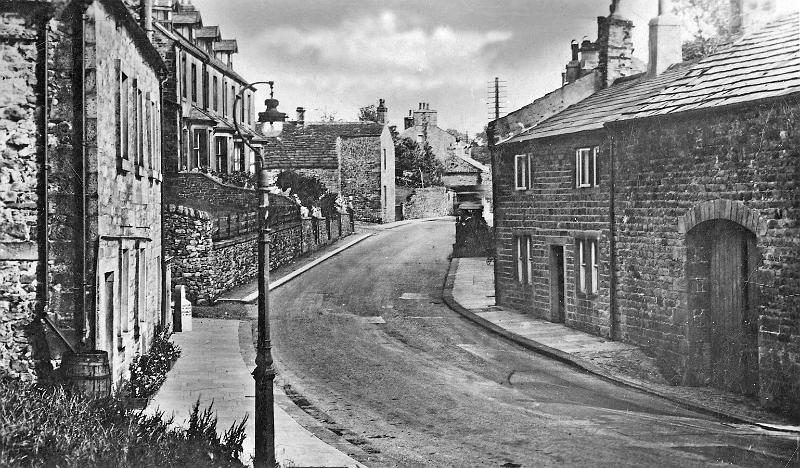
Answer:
296, 107, 305, 125
141, 0, 153, 40
564, 40, 581, 85
376, 98, 387, 125
648, 0, 682, 77
730, 0, 777, 35
598, 0, 636, 88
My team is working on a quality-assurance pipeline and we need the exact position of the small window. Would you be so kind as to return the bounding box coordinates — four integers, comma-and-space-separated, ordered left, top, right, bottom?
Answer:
383, 148, 387, 169
514, 154, 532, 191
181, 54, 187, 99
576, 237, 599, 295
222, 79, 228, 116
119, 70, 129, 161
191, 63, 197, 103
213, 76, 219, 111
576, 147, 599, 188
515, 235, 533, 284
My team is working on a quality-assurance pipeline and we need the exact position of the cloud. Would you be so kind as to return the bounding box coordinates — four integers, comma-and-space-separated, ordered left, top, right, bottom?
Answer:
255, 11, 512, 89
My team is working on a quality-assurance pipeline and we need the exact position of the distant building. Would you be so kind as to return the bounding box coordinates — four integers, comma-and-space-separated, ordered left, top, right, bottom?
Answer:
399, 102, 461, 163
262, 102, 396, 223
0, 0, 169, 384
150, 0, 258, 175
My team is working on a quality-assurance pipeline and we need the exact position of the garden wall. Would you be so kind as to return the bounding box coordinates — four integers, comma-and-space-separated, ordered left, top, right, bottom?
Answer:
165, 205, 354, 304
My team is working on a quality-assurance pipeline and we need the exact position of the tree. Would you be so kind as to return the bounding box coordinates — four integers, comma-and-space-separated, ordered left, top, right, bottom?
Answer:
672, 0, 738, 60
275, 170, 328, 209
358, 104, 377, 122
318, 109, 338, 122
394, 137, 444, 188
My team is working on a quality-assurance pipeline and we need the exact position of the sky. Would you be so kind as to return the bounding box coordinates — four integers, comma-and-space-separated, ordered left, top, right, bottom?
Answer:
188, 0, 788, 136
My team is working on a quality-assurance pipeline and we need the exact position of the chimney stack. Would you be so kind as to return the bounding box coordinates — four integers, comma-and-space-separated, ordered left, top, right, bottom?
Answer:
598, 0, 637, 88
564, 40, 582, 84
296, 107, 305, 125
376, 98, 387, 125
647, 0, 682, 77
141, 0, 153, 40
730, 0, 777, 35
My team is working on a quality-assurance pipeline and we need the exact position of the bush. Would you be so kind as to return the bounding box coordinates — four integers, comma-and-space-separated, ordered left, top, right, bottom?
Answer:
128, 327, 181, 399
0, 374, 247, 467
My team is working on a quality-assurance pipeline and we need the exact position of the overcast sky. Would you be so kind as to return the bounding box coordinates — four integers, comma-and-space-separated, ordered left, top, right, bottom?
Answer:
186, 1, 718, 135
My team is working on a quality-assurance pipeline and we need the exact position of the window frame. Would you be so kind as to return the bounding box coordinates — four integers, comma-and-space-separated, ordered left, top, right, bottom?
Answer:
575, 237, 600, 296
515, 234, 533, 285
514, 154, 532, 191
575, 146, 599, 188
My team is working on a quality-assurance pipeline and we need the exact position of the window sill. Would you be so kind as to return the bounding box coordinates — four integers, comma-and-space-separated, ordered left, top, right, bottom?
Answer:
119, 158, 133, 174
136, 164, 148, 178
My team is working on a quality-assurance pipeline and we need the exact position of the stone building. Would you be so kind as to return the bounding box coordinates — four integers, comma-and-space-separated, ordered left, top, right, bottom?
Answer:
491, 0, 800, 415
399, 102, 461, 163
607, 11, 800, 415
262, 105, 396, 223
149, 0, 257, 175
0, 0, 168, 384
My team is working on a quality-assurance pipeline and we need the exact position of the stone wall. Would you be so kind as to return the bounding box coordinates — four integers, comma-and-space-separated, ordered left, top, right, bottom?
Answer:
493, 130, 612, 337
0, 5, 50, 380
610, 98, 800, 416
341, 136, 383, 222
166, 205, 354, 304
403, 186, 453, 219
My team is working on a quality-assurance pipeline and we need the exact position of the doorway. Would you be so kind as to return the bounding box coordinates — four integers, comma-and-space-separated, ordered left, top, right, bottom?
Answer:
687, 220, 759, 395
549, 245, 566, 323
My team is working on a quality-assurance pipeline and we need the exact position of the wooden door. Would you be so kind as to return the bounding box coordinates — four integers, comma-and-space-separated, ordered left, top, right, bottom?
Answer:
708, 221, 759, 395
550, 245, 566, 323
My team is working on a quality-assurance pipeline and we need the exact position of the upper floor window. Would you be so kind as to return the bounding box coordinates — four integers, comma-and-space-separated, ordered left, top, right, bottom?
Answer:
514, 154, 532, 191
222, 80, 228, 116
203, 70, 209, 109
119, 71, 129, 161
181, 54, 187, 99
190, 63, 197, 103
213, 76, 219, 111
576, 237, 599, 295
576, 147, 599, 188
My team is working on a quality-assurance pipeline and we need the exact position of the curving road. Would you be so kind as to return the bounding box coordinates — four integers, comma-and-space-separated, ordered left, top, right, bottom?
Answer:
260, 220, 798, 467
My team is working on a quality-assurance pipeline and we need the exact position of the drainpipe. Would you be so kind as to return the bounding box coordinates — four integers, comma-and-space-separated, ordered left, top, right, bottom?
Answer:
76, 5, 90, 350
608, 135, 619, 340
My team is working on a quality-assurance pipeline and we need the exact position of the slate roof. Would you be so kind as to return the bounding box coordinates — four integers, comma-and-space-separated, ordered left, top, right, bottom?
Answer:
444, 154, 480, 174
504, 63, 692, 144
261, 122, 384, 169
195, 26, 220, 39
172, 12, 201, 25
623, 12, 800, 120
213, 40, 239, 53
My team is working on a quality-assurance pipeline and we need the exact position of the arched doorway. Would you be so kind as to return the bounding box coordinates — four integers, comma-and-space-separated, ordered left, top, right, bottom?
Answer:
686, 219, 759, 396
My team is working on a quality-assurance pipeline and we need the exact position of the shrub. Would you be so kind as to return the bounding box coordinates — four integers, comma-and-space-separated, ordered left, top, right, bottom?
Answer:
0, 374, 247, 467
128, 326, 181, 399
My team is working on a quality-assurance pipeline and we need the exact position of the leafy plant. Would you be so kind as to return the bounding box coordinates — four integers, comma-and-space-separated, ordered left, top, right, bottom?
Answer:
0, 374, 247, 467
128, 326, 181, 399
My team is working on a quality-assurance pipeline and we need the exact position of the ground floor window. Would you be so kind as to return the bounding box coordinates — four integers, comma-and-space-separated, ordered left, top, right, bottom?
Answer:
576, 237, 599, 295
515, 235, 533, 284
215, 136, 228, 173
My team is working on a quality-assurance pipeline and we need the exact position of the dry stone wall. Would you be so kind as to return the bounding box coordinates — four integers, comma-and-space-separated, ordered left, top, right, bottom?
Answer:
166, 205, 354, 304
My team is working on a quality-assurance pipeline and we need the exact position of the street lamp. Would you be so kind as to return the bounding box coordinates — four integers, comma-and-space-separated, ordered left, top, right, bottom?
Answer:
233, 81, 287, 468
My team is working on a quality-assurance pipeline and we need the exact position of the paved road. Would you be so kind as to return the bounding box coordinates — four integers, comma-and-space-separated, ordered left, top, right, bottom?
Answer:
259, 220, 799, 467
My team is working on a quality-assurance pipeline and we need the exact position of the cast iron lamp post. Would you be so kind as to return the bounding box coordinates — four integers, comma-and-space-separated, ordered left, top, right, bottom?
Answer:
232, 81, 287, 468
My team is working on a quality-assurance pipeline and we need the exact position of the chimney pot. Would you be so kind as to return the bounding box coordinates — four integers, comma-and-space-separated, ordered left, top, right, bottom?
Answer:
296, 106, 305, 125
376, 98, 387, 125
571, 40, 579, 61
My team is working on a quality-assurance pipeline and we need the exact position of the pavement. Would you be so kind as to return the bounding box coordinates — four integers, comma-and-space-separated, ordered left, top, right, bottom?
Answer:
146, 232, 371, 467
443, 257, 800, 433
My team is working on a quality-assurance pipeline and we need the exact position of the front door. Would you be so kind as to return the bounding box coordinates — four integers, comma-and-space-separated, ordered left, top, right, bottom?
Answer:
550, 245, 566, 323
688, 220, 759, 395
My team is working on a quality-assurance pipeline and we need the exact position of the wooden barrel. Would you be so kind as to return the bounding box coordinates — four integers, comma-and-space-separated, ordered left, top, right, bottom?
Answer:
61, 351, 112, 399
